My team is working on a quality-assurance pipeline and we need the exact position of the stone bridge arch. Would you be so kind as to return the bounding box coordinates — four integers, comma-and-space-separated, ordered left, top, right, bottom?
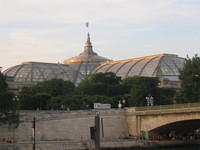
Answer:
126, 106, 200, 135
140, 112, 200, 132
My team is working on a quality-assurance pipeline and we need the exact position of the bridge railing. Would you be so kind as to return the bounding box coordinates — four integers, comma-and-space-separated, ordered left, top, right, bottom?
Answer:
135, 102, 200, 111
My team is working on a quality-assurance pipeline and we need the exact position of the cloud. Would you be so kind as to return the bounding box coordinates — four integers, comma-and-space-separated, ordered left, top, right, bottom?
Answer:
0, 0, 200, 70
1, 0, 200, 25
0, 27, 82, 69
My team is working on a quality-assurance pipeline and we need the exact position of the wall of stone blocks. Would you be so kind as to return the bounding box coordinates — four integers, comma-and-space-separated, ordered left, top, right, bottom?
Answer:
0, 109, 129, 142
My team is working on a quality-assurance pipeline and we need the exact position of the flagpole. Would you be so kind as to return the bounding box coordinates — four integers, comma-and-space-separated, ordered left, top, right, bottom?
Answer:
85, 22, 89, 33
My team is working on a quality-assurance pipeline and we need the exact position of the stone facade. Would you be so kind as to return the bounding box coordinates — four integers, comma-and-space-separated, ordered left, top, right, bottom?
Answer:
0, 109, 128, 142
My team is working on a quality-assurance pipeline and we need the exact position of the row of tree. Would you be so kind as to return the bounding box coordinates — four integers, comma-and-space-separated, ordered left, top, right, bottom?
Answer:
13, 73, 175, 110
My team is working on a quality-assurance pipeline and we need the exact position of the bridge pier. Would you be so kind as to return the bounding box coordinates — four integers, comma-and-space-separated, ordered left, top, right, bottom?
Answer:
136, 116, 141, 135
126, 108, 142, 136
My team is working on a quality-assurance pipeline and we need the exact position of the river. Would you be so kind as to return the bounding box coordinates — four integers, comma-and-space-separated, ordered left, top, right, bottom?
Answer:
128, 145, 200, 150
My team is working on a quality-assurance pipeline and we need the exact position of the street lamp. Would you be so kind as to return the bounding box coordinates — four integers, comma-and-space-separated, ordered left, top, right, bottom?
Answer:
13, 95, 19, 101
122, 99, 126, 108
118, 101, 122, 108
145, 95, 154, 106
61, 105, 65, 110
13, 95, 20, 108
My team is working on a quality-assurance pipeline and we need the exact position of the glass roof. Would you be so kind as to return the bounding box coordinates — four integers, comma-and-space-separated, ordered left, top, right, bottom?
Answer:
93, 54, 185, 81
3, 62, 83, 85
3, 33, 111, 87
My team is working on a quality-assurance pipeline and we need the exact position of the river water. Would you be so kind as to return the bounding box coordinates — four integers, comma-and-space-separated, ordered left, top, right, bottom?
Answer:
1, 145, 200, 150
129, 145, 200, 150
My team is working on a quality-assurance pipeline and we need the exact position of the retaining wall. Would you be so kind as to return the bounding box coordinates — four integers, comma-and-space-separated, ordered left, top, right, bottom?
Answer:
0, 109, 129, 142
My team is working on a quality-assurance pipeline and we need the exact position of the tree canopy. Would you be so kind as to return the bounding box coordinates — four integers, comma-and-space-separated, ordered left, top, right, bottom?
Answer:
19, 79, 75, 110
179, 54, 200, 103
17, 72, 177, 110
0, 72, 18, 125
20, 78, 75, 96
77, 72, 124, 96
0, 73, 7, 92
122, 76, 175, 106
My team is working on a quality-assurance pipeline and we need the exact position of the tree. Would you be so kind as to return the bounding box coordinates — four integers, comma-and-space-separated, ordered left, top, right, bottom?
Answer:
19, 93, 51, 110
0, 73, 7, 92
0, 73, 19, 125
179, 54, 200, 103
154, 87, 175, 105
20, 79, 75, 97
123, 76, 175, 106
18, 79, 75, 110
77, 72, 123, 96
125, 76, 159, 106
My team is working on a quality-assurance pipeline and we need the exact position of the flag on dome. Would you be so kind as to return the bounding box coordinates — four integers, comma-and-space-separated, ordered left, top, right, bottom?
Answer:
85, 22, 89, 28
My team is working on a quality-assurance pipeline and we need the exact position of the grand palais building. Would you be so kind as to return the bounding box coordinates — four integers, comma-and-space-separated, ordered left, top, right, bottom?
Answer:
2, 33, 185, 92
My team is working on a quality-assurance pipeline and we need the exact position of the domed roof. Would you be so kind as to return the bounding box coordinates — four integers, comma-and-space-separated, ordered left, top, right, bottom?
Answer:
63, 33, 111, 76
63, 33, 110, 64
3, 62, 83, 84
93, 54, 185, 81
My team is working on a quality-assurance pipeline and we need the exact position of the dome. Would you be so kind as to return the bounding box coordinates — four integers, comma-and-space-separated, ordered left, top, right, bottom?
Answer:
63, 33, 111, 76
93, 54, 186, 88
3, 62, 83, 91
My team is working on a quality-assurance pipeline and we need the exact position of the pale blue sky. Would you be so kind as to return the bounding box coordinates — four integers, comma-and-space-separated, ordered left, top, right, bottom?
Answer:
0, 0, 200, 70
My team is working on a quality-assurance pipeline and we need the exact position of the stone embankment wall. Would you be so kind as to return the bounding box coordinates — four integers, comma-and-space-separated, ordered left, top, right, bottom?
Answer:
0, 142, 87, 150
0, 109, 129, 142
1, 139, 199, 150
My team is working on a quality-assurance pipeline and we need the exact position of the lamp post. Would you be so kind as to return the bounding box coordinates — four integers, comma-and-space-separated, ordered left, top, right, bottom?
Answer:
32, 117, 36, 150
118, 101, 122, 108
146, 95, 154, 106
61, 105, 65, 110
13, 95, 19, 102
94, 113, 100, 150
13, 95, 20, 109
122, 99, 126, 108
12, 95, 20, 139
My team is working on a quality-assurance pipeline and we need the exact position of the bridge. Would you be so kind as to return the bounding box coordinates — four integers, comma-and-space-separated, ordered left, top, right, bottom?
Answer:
1, 103, 200, 142
126, 103, 200, 138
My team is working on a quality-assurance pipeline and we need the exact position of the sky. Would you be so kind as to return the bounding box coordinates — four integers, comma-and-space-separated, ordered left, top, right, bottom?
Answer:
0, 0, 200, 70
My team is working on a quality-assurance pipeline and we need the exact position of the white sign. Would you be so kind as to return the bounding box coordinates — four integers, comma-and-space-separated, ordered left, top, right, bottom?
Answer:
94, 103, 111, 109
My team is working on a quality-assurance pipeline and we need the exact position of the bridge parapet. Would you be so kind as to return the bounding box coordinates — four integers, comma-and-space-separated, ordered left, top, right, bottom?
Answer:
126, 103, 200, 115
135, 102, 200, 112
